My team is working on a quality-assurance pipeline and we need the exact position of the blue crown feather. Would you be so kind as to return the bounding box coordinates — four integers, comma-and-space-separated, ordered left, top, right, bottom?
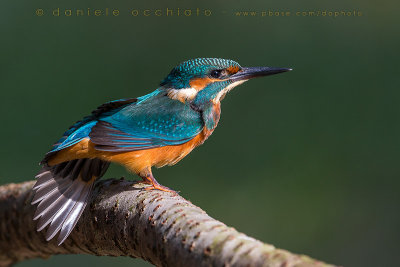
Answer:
161, 58, 241, 88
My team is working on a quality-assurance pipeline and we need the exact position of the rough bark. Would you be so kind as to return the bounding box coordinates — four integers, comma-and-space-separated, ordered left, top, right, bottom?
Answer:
0, 179, 337, 267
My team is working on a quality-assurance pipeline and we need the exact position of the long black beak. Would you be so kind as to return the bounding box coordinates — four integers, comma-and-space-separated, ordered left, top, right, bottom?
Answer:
230, 66, 292, 82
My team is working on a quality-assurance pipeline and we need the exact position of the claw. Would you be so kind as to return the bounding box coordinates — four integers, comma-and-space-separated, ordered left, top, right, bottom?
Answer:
144, 184, 176, 193
140, 172, 177, 194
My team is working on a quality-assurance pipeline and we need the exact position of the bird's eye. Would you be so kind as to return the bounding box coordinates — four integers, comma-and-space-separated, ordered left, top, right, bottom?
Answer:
210, 70, 222, 78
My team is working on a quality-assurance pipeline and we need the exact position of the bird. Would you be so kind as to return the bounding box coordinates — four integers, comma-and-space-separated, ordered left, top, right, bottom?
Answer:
31, 58, 291, 245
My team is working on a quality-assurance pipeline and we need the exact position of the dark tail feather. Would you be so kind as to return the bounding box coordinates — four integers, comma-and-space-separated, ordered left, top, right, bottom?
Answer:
32, 158, 110, 245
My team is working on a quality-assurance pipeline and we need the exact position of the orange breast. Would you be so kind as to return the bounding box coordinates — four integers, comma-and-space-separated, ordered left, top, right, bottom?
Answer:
47, 128, 214, 175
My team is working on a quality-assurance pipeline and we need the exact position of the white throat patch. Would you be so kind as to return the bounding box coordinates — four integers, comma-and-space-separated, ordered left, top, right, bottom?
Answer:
167, 88, 198, 103
213, 80, 247, 103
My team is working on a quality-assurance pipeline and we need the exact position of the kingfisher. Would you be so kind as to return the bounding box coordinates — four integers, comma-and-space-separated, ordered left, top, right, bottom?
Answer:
31, 58, 291, 245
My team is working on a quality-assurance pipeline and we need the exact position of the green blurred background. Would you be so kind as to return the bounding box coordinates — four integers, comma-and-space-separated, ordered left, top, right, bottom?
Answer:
1, 0, 399, 266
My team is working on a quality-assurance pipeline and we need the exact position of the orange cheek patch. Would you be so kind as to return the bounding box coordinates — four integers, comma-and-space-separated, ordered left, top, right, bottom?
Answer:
226, 65, 240, 74
189, 77, 216, 91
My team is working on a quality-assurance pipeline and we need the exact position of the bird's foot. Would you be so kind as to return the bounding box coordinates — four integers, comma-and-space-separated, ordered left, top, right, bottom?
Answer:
144, 183, 176, 193
139, 174, 177, 194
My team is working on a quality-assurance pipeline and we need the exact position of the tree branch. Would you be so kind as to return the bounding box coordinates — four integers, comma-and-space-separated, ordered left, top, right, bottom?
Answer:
0, 179, 337, 267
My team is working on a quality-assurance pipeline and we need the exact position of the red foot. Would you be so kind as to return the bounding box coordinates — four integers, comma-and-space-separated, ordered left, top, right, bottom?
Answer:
144, 184, 176, 193
140, 174, 176, 193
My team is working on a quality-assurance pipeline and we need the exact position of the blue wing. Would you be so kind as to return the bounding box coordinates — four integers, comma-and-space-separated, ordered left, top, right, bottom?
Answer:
47, 98, 138, 155
89, 93, 204, 152
45, 89, 203, 158
45, 89, 165, 159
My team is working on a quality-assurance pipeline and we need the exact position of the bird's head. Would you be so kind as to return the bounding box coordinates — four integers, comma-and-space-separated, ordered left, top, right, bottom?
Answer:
160, 58, 291, 107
